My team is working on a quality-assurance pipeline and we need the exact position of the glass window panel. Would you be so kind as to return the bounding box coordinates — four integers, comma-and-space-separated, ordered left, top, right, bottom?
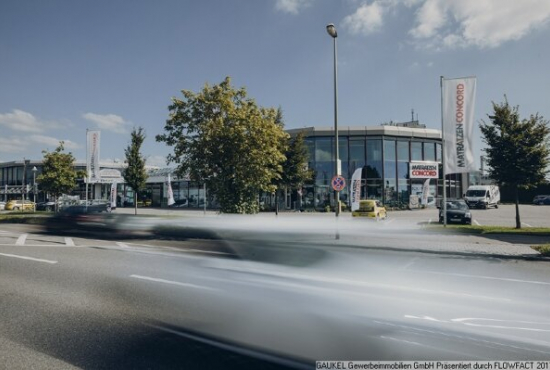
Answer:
384, 140, 396, 161
315, 138, 332, 162
436, 143, 442, 163
424, 142, 435, 161
411, 142, 423, 161
397, 141, 409, 162
397, 162, 409, 179
366, 139, 382, 179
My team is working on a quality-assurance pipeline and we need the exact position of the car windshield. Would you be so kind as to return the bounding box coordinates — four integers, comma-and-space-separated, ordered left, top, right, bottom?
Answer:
466, 190, 487, 197
447, 201, 468, 210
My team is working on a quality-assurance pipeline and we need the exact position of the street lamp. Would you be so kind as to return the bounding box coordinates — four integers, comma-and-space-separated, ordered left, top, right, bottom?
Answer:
32, 166, 37, 211
326, 23, 340, 217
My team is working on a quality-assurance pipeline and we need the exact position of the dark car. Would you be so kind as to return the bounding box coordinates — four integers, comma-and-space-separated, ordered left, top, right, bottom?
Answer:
36, 201, 57, 211
439, 199, 472, 225
533, 195, 550, 205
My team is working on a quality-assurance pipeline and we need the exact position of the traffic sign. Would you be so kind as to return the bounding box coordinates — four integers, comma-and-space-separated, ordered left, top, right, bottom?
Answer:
331, 175, 346, 192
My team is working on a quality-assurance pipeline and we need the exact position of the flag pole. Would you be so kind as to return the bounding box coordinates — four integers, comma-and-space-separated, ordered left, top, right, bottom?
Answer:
440, 76, 447, 227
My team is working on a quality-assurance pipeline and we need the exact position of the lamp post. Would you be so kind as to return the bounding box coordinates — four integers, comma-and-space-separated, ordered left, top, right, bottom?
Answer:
32, 166, 37, 211
326, 23, 340, 217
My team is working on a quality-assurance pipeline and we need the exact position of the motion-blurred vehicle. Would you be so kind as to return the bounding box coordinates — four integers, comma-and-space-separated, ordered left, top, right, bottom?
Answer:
0, 201, 5, 210
44, 210, 149, 238
5, 200, 35, 211
352, 199, 387, 220
533, 195, 550, 205
464, 185, 500, 209
60, 200, 111, 213
439, 199, 472, 224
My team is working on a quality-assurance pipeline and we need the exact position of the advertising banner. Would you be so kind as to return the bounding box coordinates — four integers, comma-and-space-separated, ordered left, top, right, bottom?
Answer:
409, 161, 439, 179
442, 77, 477, 174
350, 168, 362, 211
86, 130, 101, 183
421, 179, 430, 205
110, 182, 117, 209
166, 174, 175, 206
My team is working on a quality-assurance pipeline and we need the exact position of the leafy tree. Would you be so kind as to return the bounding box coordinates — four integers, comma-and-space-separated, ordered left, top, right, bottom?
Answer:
480, 98, 550, 228
37, 142, 81, 211
123, 127, 149, 215
156, 77, 288, 214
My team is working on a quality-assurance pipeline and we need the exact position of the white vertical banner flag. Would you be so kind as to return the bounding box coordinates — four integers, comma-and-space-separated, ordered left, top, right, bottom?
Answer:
166, 174, 175, 206
110, 182, 117, 209
442, 77, 477, 174
86, 130, 101, 183
421, 178, 430, 205
350, 168, 362, 211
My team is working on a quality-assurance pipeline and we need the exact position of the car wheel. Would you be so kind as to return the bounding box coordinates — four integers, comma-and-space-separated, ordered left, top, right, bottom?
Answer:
495, 204, 499, 209
14, 207, 20, 211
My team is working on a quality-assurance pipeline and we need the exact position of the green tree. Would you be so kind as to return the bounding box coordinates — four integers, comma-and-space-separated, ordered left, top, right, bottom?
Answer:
37, 142, 81, 211
156, 77, 288, 214
123, 127, 149, 215
480, 98, 550, 228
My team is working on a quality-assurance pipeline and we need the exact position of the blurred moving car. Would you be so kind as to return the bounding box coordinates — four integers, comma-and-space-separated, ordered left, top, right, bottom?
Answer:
169, 198, 188, 208
352, 199, 387, 220
439, 199, 472, 224
5, 200, 35, 211
533, 195, 550, 205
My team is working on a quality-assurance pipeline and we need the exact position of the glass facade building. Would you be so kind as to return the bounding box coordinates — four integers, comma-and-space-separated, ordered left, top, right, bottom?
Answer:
288, 125, 465, 211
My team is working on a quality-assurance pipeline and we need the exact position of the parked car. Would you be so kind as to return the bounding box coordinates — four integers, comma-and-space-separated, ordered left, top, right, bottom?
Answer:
5, 200, 35, 211
36, 201, 57, 211
439, 199, 472, 225
352, 199, 387, 220
533, 195, 550, 205
0, 201, 5, 211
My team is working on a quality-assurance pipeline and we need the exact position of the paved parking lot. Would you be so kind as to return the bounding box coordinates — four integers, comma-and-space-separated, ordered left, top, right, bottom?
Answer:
388, 203, 550, 228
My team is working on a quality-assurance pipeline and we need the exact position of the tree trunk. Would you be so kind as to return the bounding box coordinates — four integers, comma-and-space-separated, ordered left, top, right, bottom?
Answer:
134, 192, 138, 216
275, 191, 279, 216
515, 184, 521, 229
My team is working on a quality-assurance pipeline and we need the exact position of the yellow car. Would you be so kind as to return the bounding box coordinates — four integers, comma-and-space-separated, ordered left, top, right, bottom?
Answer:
352, 199, 387, 220
5, 200, 36, 211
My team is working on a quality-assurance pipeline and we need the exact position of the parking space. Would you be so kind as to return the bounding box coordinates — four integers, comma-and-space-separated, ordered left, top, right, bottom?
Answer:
388, 203, 550, 227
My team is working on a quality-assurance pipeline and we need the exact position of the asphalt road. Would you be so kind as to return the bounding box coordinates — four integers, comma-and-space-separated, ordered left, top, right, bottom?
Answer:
1, 221, 550, 369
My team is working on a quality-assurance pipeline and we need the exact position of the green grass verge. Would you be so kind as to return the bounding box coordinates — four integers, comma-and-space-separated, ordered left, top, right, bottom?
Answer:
428, 224, 550, 236
0, 212, 51, 224
531, 244, 550, 256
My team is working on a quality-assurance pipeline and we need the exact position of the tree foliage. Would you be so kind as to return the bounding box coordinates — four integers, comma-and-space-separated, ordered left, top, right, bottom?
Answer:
480, 98, 550, 228
280, 131, 312, 189
37, 142, 81, 209
123, 127, 149, 215
156, 77, 288, 214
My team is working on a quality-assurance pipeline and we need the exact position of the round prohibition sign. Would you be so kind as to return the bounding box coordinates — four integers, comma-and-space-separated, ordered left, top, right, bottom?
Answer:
331, 175, 346, 192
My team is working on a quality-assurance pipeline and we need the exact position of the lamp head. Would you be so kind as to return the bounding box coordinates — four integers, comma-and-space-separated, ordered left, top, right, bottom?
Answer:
326, 23, 337, 38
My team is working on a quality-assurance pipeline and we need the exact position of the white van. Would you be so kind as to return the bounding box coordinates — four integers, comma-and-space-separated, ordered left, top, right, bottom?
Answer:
464, 185, 500, 209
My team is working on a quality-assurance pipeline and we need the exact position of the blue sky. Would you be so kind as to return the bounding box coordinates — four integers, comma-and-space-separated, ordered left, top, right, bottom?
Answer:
1, 0, 549, 168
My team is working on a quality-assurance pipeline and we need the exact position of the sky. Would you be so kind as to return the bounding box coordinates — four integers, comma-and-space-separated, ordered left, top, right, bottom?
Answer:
1, 0, 550, 168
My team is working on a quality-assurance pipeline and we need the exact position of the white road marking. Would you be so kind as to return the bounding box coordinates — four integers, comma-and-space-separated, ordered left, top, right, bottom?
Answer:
116, 242, 130, 249
15, 234, 28, 245
451, 318, 550, 332
0, 252, 57, 264
130, 274, 217, 291
473, 219, 481, 226
64, 238, 75, 247
401, 257, 419, 270
407, 269, 550, 286
522, 222, 533, 227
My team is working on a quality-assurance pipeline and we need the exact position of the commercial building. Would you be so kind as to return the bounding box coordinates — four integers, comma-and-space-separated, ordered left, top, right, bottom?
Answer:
1, 122, 467, 211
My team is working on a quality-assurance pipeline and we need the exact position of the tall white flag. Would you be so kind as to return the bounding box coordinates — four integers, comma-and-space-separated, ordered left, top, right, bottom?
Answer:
166, 174, 175, 206
110, 182, 117, 209
442, 77, 476, 174
350, 168, 362, 211
421, 178, 430, 205
86, 130, 101, 183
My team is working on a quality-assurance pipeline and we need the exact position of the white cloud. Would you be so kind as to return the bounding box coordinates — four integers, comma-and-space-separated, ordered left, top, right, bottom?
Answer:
275, 0, 313, 14
342, 0, 550, 50
82, 113, 130, 134
28, 135, 80, 150
0, 109, 45, 133
343, 1, 386, 35
410, 0, 550, 49
0, 137, 26, 153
